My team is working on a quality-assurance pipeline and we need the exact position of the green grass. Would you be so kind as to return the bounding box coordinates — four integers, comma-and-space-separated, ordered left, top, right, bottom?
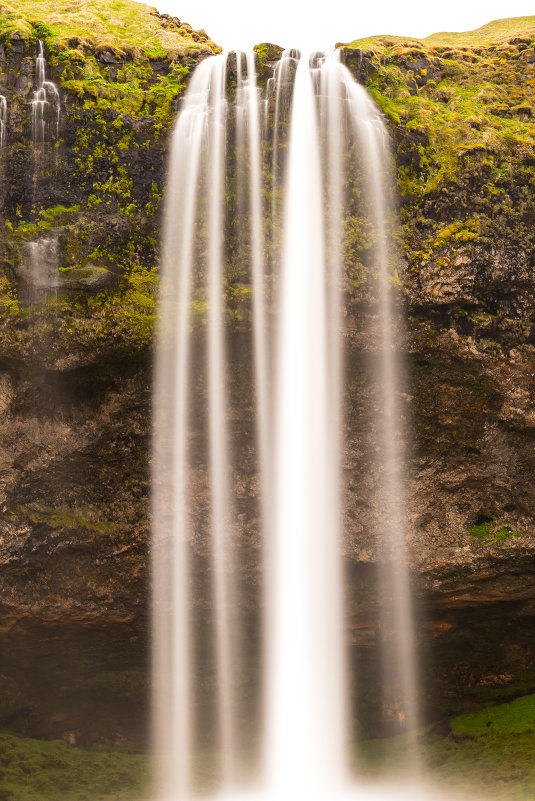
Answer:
338, 16, 535, 199
0, 731, 149, 800
7, 503, 119, 534
342, 15, 535, 50
466, 519, 524, 544
0, 0, 219, 53
453, 694, 535, 735
360, 694, 535, 800
4, 695, 535, 799
425, 16, 535, 47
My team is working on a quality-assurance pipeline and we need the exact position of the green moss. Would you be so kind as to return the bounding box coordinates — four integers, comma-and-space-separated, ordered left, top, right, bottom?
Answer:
407, 218, 482, 271
55, 263, 158, 352
144, 181, 162, 218
0, 730, 149, 801
38, 204, 81, 222
14, 220, 37, 235
0, 275, 19, 315
6, 206, 81, 244
467, 519, 524, 544
359, 692, 535, 799
434, 218, 480, 246
367, 86, 402, 125
339, 20, 535, 197
253, 42, 269, 63
11, 503, 118, 534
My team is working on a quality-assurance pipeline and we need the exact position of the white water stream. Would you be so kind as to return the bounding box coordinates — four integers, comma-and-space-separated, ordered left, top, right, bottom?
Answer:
0, 95, 7, 148
153, 49, 434, 801
31, 40, 60, 146
18, 235, 61, 303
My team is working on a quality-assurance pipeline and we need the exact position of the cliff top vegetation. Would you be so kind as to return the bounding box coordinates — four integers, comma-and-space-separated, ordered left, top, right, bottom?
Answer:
337, 15, 535, 203
342, 15, 535, 51
0, 0, 220, 55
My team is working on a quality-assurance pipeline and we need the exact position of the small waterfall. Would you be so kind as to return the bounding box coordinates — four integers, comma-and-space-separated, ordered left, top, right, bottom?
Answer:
31, 40, 60, 146
269, 49, 299, 269
153, 49, 423, 801
32, 40, 47, 145
18, 235, 61, 303
352, 86, 420, 748
0, 95, 7, 148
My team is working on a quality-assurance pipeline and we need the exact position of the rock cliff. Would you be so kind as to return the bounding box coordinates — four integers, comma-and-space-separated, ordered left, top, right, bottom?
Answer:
336, 16, 535, 725
0, 4, 534, 744
0, 0, 218, 745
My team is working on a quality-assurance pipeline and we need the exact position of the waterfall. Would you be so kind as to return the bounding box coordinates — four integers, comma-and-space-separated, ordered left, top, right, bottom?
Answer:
153, 49, 424, 801
31, 40, 60, 146
19, 235, 61, 303
0, 95, 7, 148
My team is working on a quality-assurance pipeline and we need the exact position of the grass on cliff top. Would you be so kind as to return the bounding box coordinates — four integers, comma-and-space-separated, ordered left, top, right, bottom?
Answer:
342, 14, 535, 51
361, 693, 535, 801
0, 730, 149, 800
0, 0, 219, 54
337, 15, 535, 198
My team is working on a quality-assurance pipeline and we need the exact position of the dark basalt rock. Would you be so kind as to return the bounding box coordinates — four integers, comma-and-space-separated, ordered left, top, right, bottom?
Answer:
96, 48, 118, 64
257, 42, 284, 61
337, 47, 377, 86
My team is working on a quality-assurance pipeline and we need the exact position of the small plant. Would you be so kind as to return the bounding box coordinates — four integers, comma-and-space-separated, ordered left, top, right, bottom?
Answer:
467, 519, 524, 544
31, 21, 53, 40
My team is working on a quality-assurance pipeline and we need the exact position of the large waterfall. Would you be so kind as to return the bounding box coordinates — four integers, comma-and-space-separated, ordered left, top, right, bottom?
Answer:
152, 48, 426, 801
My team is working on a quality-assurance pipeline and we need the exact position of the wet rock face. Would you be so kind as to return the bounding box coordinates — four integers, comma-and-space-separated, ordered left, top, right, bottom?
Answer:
339, 32, 535, 588
0, 359, 151, 624
0, 355, 153, 745
0, 28, 207, 663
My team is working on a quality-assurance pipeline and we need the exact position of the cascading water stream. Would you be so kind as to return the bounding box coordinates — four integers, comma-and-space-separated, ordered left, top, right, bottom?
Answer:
336, 68, 420, 752
205, 55, 240, 786
153, 48, 429, 801
355, 93, 419, 744
0, 95, 7, 149
264, 51, 346, 797
31, 40, 60, 146
268, 49, 300, 271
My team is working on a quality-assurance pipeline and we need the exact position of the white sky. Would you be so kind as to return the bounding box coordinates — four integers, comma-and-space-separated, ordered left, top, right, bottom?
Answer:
153, 0, 535, 51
